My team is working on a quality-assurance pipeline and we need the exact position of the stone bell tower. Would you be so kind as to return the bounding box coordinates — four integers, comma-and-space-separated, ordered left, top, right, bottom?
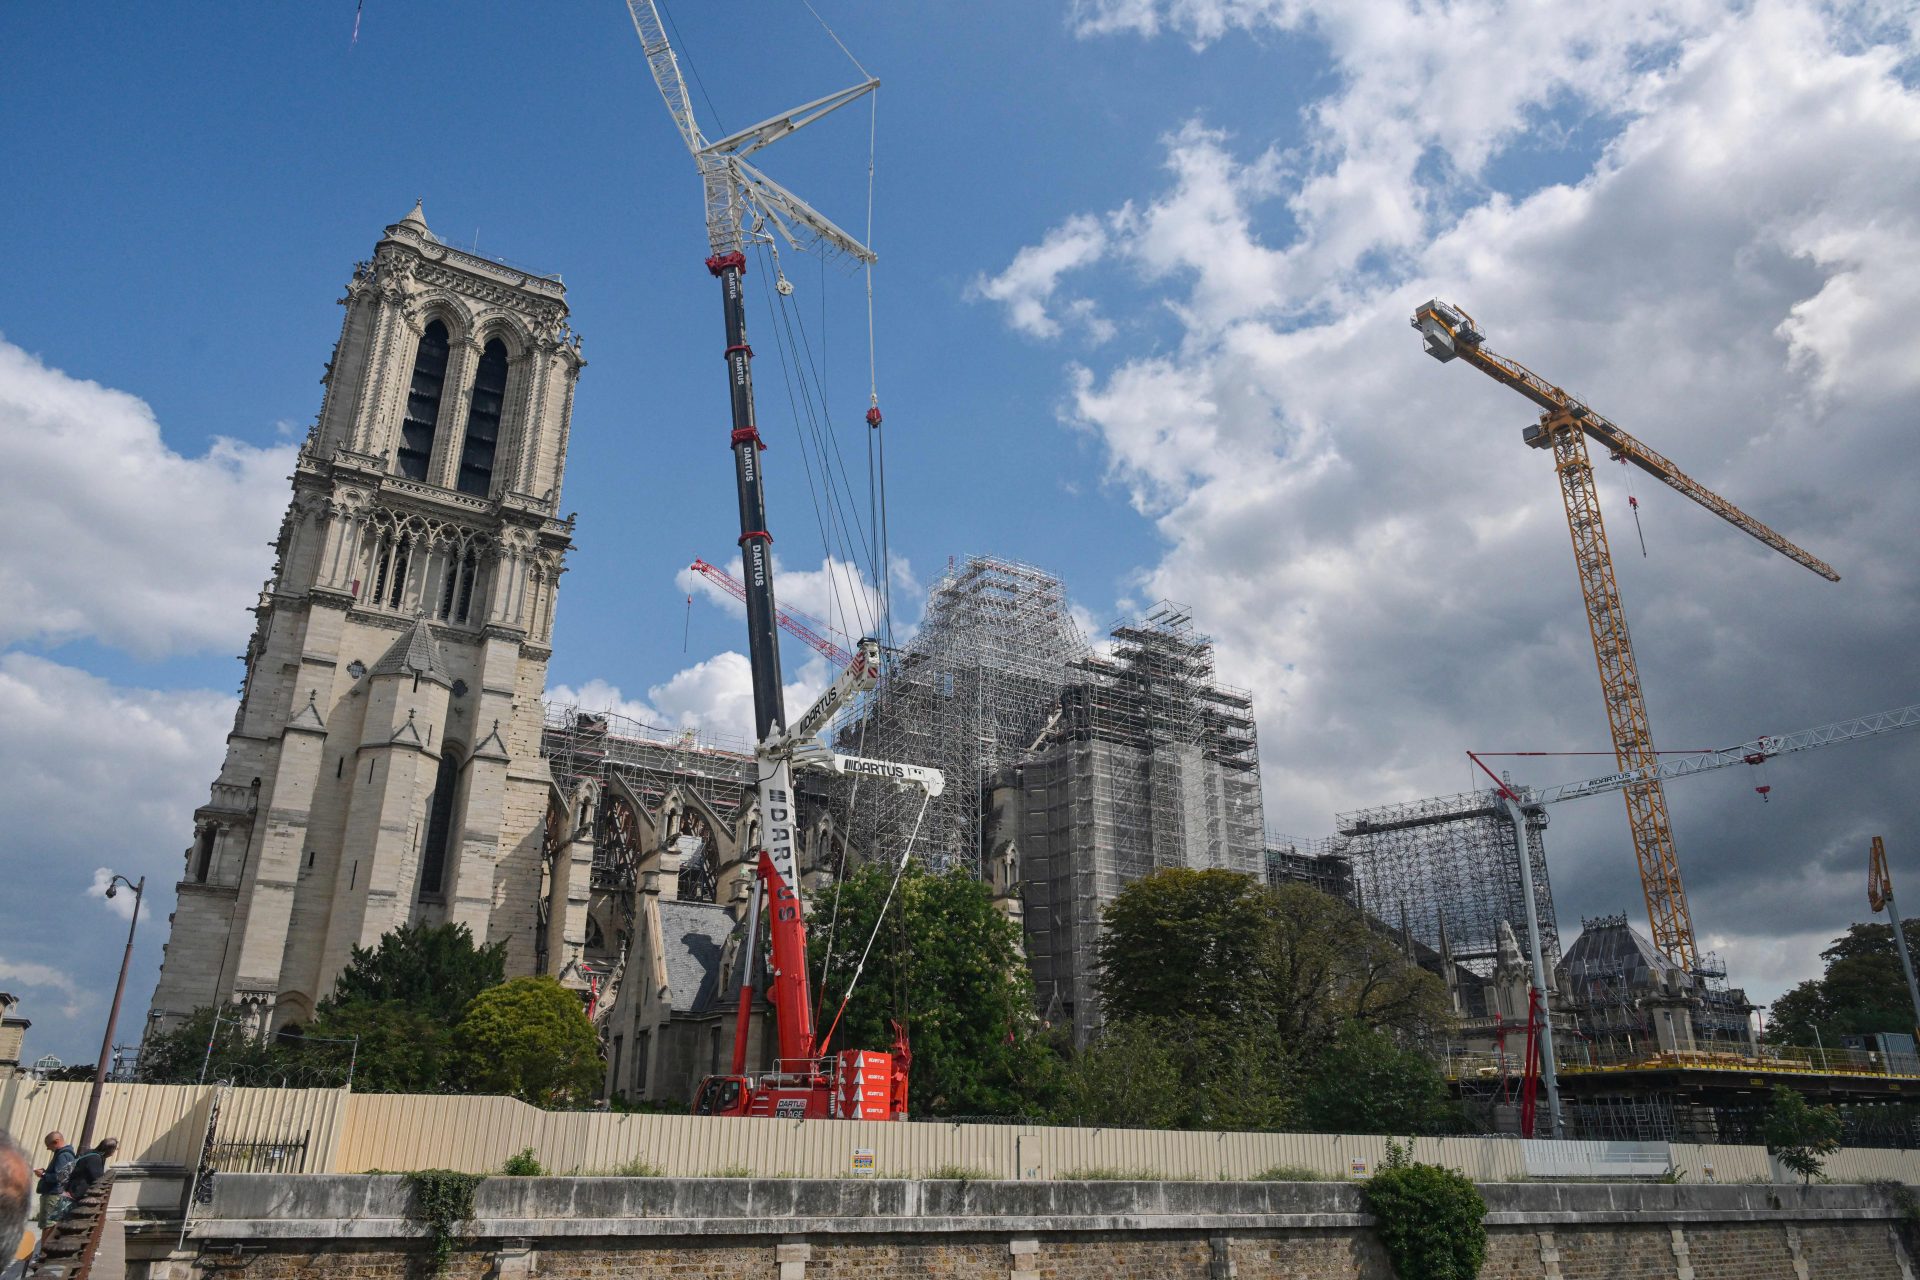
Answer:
149, 204, 586, 1035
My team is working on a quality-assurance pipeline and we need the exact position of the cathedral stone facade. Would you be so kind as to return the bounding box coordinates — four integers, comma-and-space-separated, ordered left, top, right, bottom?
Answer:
148, 205, 586, 1036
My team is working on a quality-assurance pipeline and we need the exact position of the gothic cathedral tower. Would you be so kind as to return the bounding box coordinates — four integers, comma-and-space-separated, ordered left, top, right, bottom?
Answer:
149, 205, 585, 1035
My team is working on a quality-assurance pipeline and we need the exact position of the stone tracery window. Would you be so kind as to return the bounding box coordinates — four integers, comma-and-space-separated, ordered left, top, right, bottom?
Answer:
457, 339, 508, 497
397, 320, 451, 482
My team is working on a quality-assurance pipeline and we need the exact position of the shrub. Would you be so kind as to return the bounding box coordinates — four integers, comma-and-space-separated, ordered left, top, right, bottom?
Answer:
610, 1156, 665, 1177
707, 1164, 754, 1178
1364, 1162, 1487, 1280
1059, 1165, 1165, 1181
499, 1148, 546, 1177
403, 1169, 483, 1275
1764, 1085, 1843, 1185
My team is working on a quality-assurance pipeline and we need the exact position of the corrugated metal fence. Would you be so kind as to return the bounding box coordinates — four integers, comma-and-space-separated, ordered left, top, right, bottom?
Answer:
6, 1078, 1918, 1184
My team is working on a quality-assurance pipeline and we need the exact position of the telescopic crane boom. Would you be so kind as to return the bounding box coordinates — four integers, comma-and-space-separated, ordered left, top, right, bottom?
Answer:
1413, 299, 1840, 972
626, 2, 927, 1121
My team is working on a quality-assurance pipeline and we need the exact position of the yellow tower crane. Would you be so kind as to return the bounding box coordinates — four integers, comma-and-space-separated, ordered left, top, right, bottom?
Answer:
1412, 300, 1839, 972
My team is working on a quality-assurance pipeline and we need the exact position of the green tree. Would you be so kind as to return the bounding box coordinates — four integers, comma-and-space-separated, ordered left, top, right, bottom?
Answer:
1054, 1019, 1185, 1129
1299, 1023, 1453, 1136
327, 921, 508, 1021
1096, 869, 1274, 1024
1765, 1085, 1843, 1184
297, 999, 454, 1094
810, 862, 1056, 1116
136, 1006, 280, 1084
1086, 873, 1454, 1133
449, 976, 602, 1106
1768, 920, 1920, 1048
1098, 874, 1454, 1055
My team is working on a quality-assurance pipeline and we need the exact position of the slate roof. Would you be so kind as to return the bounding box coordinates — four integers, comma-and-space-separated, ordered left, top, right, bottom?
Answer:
659, 900, 738, 1015
1562, 916, 1682, 988
368, 616, 453, 687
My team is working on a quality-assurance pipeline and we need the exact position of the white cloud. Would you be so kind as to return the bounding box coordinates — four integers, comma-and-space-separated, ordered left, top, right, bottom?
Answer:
969, 214, 1112, 339
549, 650, 833, 751
0, 654, 235, 1053
0, 336, 295, 658
0, 956, 90, 1020
677, 553, 918, 660
995, 1, 1920, 1004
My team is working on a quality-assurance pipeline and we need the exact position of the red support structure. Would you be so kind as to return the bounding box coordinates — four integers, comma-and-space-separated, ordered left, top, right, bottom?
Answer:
689, 557, 854, 667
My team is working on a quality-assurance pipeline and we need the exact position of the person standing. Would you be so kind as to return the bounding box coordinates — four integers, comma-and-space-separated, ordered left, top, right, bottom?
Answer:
60, 1139, 117, 1210
31, 1134, 72, 1232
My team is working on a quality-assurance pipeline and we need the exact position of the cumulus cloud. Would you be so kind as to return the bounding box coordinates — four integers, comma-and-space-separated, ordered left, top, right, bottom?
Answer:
0, 654, 235, 1055
990, 1, 1920, 1004
0, 956, 89, 1021
969, 214, 1113, 339
0, 336, 295, 658
549, 650, 833, 750
88, 866, 152, 923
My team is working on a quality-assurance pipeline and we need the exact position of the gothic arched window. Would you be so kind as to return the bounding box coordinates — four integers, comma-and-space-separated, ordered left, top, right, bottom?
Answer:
457, 339, 508, 496
418, 747, 462, 898
397, 320, 450, 482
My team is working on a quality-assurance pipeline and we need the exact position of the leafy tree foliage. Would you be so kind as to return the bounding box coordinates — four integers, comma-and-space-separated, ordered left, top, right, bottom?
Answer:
138, 923, 520, 1092
1099, 873, 1453, 1052
136, 1005, 280, 1084
328, 921, 508, 1022
288, 923, 507, 1092
1769, 920, 1920, 1048
1299, 1023, 1455, 1136
449, 976, 602, 1106
809, 862, 1055, 1116
1765, 1085, 1843, 1184
1086, 871, 1455, 1133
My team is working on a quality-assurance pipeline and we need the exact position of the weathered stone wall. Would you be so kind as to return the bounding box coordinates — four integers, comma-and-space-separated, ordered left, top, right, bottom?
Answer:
160, 1175, 1918, 1280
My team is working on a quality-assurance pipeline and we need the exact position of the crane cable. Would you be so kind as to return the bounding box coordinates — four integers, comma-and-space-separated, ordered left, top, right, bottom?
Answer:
818, 787, 932, 1057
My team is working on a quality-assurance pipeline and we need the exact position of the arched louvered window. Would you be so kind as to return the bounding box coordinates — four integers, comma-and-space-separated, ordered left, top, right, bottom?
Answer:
419, 747, 462, 898
457, 339, 508, 496
437, 547, 479, 623
397, 320, 450, 481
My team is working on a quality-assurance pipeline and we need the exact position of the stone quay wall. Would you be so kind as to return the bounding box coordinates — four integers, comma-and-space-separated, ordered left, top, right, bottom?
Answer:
162, 1174, 1918, 1279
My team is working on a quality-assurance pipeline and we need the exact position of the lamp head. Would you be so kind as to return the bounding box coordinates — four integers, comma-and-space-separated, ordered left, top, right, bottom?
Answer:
105, 882, 117, 899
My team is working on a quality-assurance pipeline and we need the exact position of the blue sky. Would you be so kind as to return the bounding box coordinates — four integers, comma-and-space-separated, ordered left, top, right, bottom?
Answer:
3, 1, 1918, 1063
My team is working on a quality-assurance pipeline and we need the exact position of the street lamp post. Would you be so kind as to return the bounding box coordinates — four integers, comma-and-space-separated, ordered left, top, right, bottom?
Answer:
80, 873, 144, 1153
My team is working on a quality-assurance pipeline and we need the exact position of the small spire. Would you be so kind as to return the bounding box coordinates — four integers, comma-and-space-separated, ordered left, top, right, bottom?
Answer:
400, 199, 429, 231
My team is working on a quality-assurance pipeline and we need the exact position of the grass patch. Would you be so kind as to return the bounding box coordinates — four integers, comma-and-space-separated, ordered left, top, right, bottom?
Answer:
705, 1164, 755, 1178
924, 1163, 991, 1181
1059, 1166, 1166, 1181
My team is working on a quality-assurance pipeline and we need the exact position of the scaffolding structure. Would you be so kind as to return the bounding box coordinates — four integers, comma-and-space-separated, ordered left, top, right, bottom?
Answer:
1005, 603, 1265, 1043
1264, 833, 1356, 904
835, 555, 1090, 875
542, 703, 755, 900
1335, 788, 1558, 978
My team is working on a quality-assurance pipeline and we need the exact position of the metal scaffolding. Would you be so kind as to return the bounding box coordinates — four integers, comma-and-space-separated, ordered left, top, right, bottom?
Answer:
1005, 602, 1265, 1043
1335, 788, 1559, 978
835, 555, 1090, 875
1265, 833, 1356, 904
542, 703, 755, 900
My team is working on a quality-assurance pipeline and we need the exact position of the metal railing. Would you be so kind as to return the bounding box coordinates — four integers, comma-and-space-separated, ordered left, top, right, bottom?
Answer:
207, 1132, 311, 1174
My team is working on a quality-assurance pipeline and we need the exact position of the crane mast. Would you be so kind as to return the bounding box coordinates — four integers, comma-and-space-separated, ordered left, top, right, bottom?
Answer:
626, 2, 923, 1121
1415, 299, 1840, 972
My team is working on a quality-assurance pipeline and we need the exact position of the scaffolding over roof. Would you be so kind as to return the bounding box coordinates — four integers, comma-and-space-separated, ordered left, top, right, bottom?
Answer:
1335, 787, 1558, 978
835, 555, 1091, 874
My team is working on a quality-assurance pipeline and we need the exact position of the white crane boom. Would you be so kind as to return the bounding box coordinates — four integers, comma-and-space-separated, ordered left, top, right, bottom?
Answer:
1503, 701, 1920, 808
624, 0, 877, 262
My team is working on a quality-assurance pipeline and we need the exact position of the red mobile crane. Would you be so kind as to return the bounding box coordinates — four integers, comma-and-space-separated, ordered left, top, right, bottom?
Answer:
625, 2, 939, 1121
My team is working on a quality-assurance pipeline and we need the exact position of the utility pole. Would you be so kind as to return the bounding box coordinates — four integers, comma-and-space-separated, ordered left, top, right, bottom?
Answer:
81, 873, 144, 1153
1869, 837, 1920, 1048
